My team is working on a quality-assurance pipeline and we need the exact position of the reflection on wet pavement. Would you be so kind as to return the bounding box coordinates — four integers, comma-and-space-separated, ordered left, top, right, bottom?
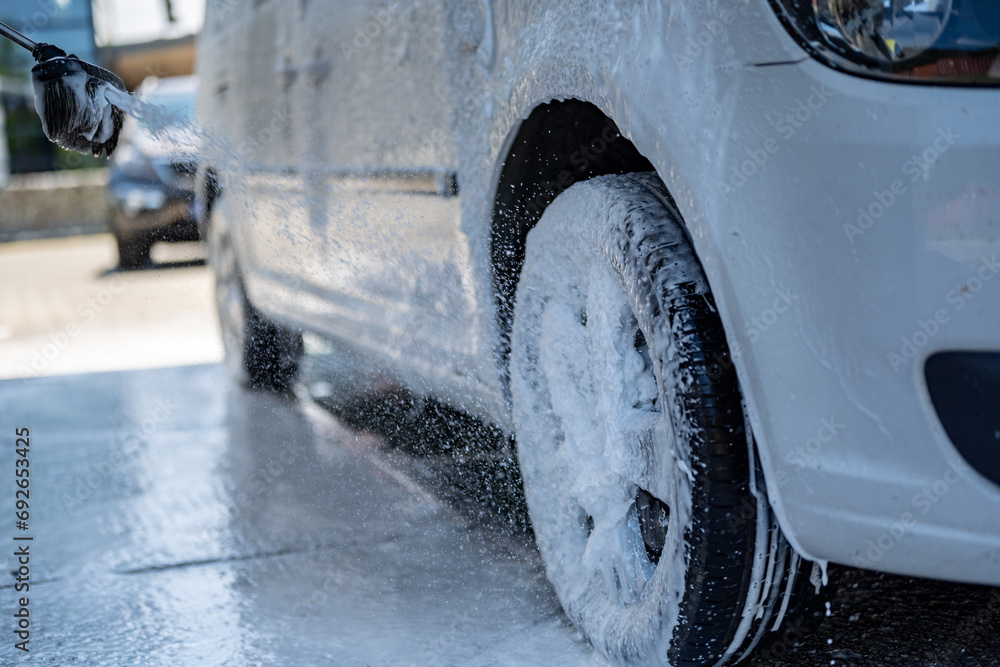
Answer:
2, 234, 999, 666
0, 365, 598, 665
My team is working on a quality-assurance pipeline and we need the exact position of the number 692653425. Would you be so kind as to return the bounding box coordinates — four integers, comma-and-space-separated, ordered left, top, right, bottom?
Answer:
15, 427, 29, 521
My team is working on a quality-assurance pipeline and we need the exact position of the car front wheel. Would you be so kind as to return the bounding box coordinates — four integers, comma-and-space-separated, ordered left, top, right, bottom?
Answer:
510, 173, 836, 666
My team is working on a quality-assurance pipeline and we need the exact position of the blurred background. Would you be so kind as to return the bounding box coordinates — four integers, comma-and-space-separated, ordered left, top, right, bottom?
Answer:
1, 0, 203, 176
0, 0, 217, 380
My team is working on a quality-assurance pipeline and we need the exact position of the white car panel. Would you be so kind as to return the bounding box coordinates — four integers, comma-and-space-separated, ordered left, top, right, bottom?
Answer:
197, 0, 1000, 585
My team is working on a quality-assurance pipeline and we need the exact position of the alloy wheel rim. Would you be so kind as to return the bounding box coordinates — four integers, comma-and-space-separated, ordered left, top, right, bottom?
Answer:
537, 264, 673, 606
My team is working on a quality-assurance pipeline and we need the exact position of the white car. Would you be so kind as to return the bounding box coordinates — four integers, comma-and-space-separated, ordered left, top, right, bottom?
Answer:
196, 1, 1000, 664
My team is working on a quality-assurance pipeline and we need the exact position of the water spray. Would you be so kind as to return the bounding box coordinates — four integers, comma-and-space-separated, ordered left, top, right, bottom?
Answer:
0, 20, 131, 158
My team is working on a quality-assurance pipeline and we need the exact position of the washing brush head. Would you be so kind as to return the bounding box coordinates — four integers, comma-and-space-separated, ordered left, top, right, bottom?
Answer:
1, 21, 133, 157
31, 46, 132, 158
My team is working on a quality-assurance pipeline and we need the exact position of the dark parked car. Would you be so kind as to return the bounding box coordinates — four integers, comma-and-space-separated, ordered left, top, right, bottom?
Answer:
108, 75, 198, 268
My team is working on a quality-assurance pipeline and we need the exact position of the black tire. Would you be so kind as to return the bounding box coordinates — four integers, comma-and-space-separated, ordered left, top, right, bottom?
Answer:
116, 232, 152, 269
510, 173, 837, 665
209, 198, 302, 394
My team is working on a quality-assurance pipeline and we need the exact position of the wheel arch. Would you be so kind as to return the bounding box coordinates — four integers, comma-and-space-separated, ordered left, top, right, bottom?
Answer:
489, 99, 657, 371
486, 99, 813, 564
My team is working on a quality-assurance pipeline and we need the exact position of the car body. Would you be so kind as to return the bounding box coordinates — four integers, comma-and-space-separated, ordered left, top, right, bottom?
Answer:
197, 0, 1000, 660
108, 75, 199, 268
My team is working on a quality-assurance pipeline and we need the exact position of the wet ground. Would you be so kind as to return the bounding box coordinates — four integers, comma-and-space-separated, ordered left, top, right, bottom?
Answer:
1, 235, 998, 666
1, 364, 601, 666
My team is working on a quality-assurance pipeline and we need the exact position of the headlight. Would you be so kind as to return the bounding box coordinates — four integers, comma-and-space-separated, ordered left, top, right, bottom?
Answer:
112, 143, 159, 180
770, 0, 1000, 84
114, 184, 166, 216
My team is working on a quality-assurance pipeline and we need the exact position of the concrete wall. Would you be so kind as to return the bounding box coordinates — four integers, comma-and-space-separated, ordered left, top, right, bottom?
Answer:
0, 169, 109, 242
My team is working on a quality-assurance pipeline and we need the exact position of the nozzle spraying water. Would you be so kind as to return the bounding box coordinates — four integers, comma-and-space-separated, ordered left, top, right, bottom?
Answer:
1, 20, 132, 158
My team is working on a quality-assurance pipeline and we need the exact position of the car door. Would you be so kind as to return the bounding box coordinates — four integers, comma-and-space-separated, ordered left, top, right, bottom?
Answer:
247, 0, 481, 392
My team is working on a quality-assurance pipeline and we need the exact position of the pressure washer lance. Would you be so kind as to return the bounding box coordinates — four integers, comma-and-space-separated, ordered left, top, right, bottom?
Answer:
0, 20, 131, 158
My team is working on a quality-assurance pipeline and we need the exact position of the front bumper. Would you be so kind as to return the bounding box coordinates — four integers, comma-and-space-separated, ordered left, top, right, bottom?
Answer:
109, 179, 198, 240
695, 57, 1000, 585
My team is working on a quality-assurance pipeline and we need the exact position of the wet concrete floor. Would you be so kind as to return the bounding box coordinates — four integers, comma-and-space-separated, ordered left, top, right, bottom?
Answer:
0, 364, 599, 665
1, 235, 998, 666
